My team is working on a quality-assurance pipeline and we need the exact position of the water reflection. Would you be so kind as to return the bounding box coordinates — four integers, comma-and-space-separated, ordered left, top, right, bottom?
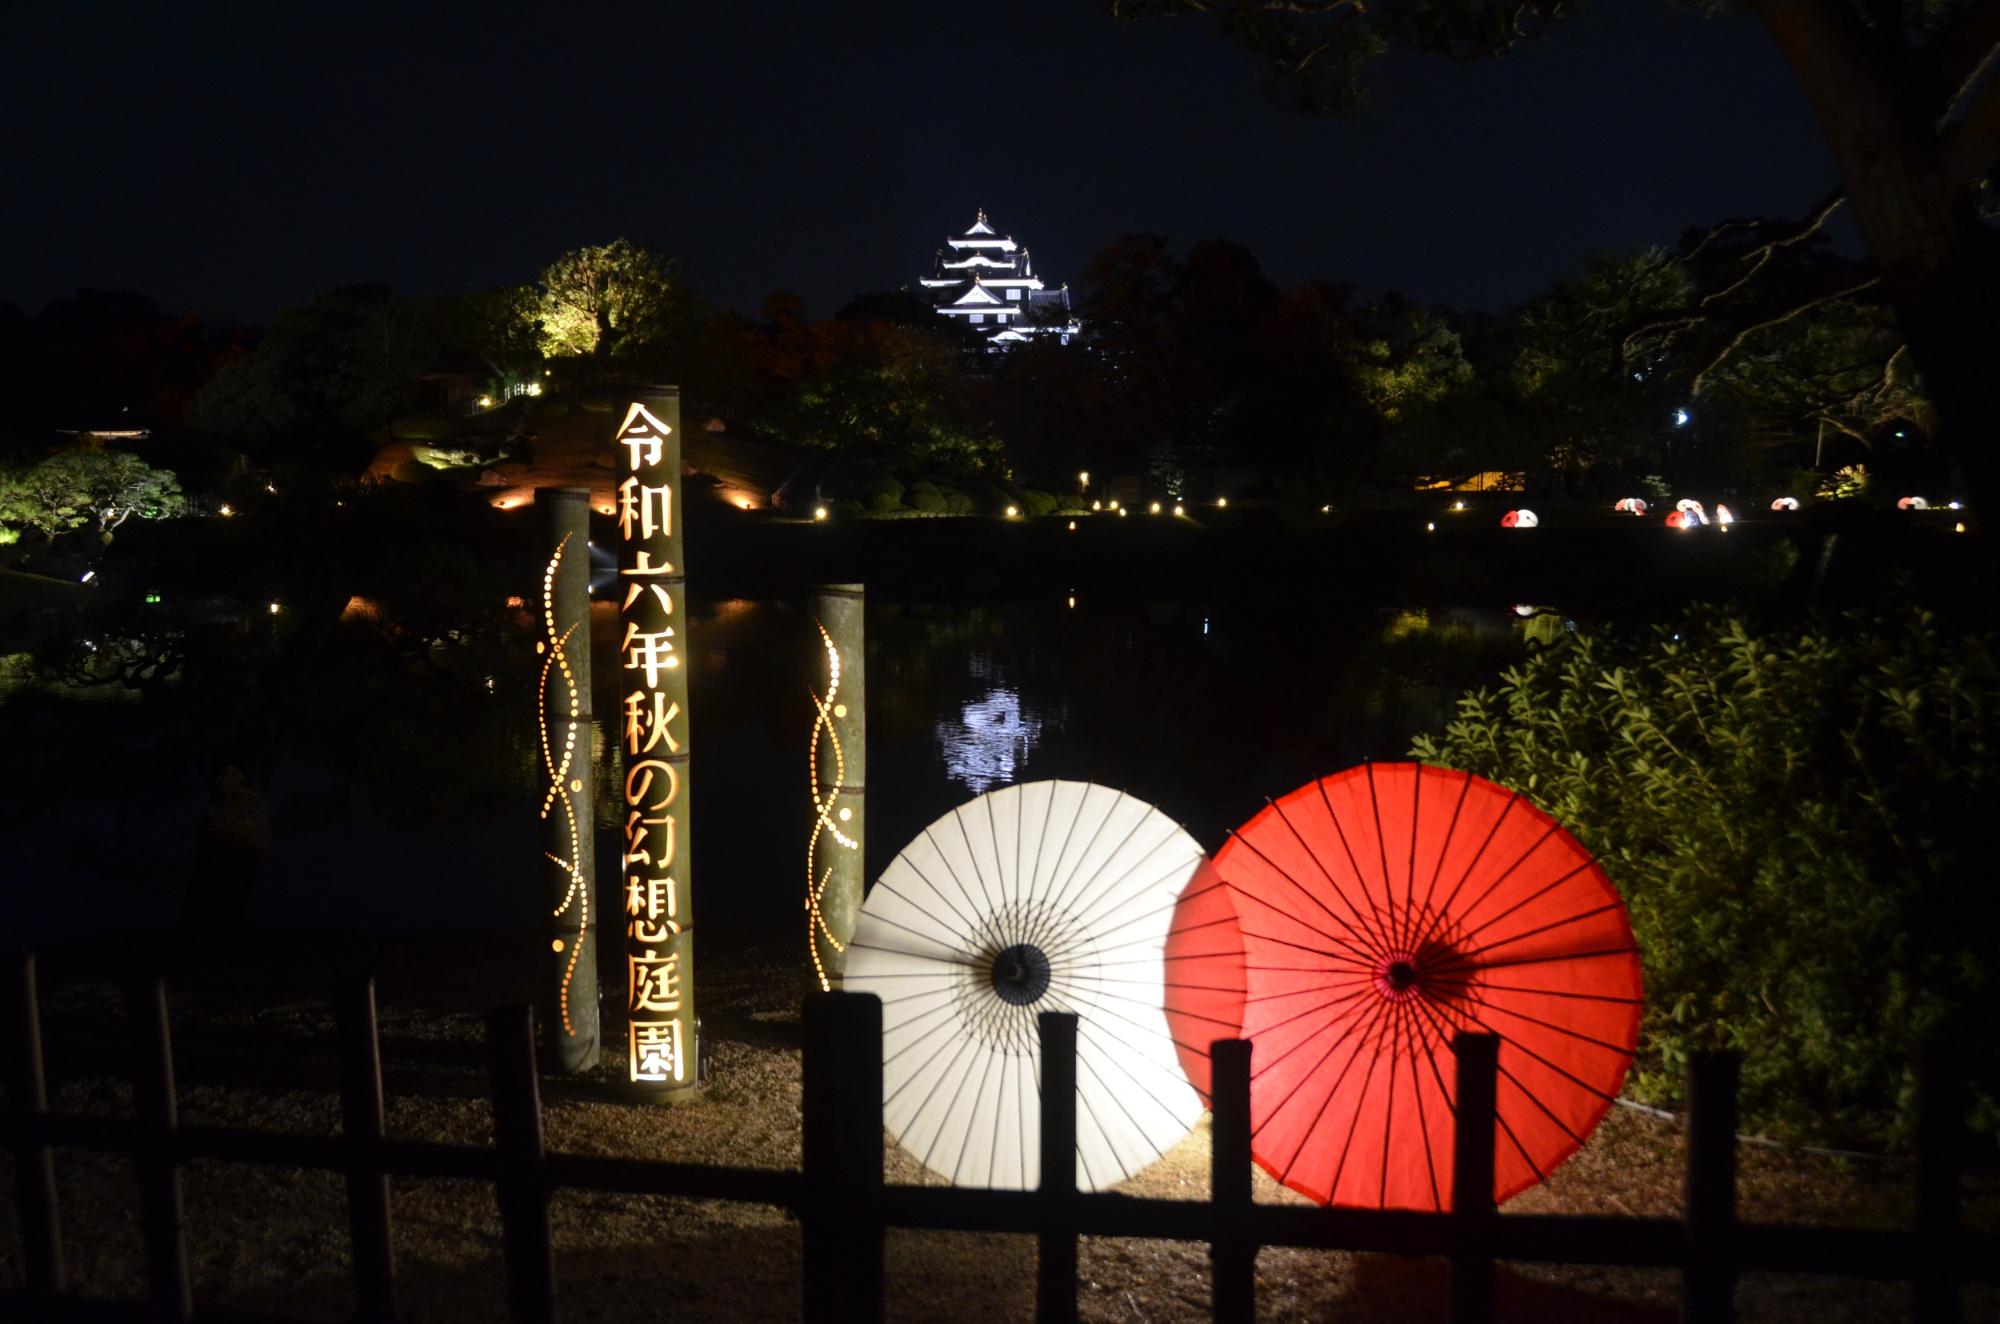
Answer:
936, 686, 1048, 793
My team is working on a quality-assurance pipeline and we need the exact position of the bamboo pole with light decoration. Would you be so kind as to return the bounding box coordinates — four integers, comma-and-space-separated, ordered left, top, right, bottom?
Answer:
807, 584, 865, 990
535, 487, 599, 1072
614, 391, 698, 1096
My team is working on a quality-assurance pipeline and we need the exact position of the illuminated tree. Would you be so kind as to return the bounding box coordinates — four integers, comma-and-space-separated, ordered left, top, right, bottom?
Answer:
1104, 1, 2000, 507
535, 239, 698, 363
0, 449, 187, 544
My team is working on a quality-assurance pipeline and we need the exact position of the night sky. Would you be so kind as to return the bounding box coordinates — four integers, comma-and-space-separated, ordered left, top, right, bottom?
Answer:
6, 2, 1835, 326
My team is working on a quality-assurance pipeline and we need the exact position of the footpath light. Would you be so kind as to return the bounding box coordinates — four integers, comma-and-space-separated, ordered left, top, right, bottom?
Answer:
218, 504, 235, 517
1005, 504, 1019, 518
1067, 520, 1077, 532
1217, 496, 1228, 508
1172, 503, 1184, 517
813, 506, 829, 521
1091, 500, 1102, 511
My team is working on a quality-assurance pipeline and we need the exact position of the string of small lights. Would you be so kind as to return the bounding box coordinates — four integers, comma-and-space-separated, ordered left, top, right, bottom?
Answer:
538, 534, 588, 1037
806, 620, 858, 991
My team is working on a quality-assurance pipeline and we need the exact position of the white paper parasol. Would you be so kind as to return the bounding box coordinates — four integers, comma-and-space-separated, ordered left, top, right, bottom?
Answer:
845, 780, 1211, 1191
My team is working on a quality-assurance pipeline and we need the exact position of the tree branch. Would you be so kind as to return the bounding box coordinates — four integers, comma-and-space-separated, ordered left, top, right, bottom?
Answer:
1618, 186, 1851, 366
1930, 0, 2000, 122
1695, 186, 1848, 310
1690, 274, 1881, 397
1942, 61, 2000, 186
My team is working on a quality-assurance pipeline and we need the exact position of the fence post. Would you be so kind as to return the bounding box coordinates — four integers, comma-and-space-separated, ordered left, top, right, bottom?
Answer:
1210, 1039, 1254, 1324
1038, 1012, 1079, 1324
11, 953, 64, 1303
1450, 1032, 1498, 1324
127, 977, 192, 1322
802, 991, 884, 1324
487, 1005, 555, 1324
1913, 1050, 1963, 1324
338, 977, 397, 1322
1684, 1052, 1741, 1324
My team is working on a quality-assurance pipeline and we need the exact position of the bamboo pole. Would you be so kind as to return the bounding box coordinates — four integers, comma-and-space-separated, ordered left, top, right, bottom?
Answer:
614, 392, 698, 1097
536, 487, 599, 1072
807, 584, 865, 990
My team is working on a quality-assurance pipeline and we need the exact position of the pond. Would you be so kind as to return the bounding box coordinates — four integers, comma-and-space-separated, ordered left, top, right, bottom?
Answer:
0, 595, 1551, 947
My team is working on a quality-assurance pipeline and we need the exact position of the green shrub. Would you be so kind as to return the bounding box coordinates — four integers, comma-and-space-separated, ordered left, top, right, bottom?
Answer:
941, 489, 974, 516
1018, 488, 1058, 517
858, 472, 905, 508
1410, 604, 2000, 1149
906, 481, 946, 514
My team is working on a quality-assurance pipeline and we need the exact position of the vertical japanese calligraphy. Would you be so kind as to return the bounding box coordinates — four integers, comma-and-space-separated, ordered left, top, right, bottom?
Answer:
536, 488, 598, 1071
615, 396, 697, 1091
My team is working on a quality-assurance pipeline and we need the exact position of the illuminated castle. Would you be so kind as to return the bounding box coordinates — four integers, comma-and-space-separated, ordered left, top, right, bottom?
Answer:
920, 210, 1080, 347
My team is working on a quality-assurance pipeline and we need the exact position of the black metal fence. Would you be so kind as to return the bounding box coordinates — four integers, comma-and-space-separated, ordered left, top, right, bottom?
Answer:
4, 953, 1993, 1323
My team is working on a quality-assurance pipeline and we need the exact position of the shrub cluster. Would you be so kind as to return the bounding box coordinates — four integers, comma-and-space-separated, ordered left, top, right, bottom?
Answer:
1411, 604, 1999, 1148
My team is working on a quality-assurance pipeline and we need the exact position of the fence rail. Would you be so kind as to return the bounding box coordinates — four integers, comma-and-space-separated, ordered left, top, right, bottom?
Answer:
4, 952, 1992, 1323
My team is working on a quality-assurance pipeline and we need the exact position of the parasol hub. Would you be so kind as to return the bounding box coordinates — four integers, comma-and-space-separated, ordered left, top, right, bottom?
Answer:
990, 942, 1053, 1007
1375, 950, 1428, 1002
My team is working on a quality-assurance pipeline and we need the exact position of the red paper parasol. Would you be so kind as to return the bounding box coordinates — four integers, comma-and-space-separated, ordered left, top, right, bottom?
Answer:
1162, 860, 1246, 1104
1209, 763, 1642, 1210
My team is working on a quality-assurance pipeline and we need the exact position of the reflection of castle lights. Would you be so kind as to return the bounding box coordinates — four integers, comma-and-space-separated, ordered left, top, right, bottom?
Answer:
937, 687, 1045, 794
587, 539, 618, 596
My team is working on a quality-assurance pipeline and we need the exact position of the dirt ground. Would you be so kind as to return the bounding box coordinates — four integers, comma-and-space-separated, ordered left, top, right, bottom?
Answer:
3, 932, 1994, 1323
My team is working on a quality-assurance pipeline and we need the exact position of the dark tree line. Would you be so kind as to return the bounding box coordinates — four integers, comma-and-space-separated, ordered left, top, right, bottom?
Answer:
3, 221, 1936, 512
1103, 0, 2000, 507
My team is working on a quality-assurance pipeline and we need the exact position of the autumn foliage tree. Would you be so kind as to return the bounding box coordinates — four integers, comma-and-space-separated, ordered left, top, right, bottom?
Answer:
535, 239, 702, 371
